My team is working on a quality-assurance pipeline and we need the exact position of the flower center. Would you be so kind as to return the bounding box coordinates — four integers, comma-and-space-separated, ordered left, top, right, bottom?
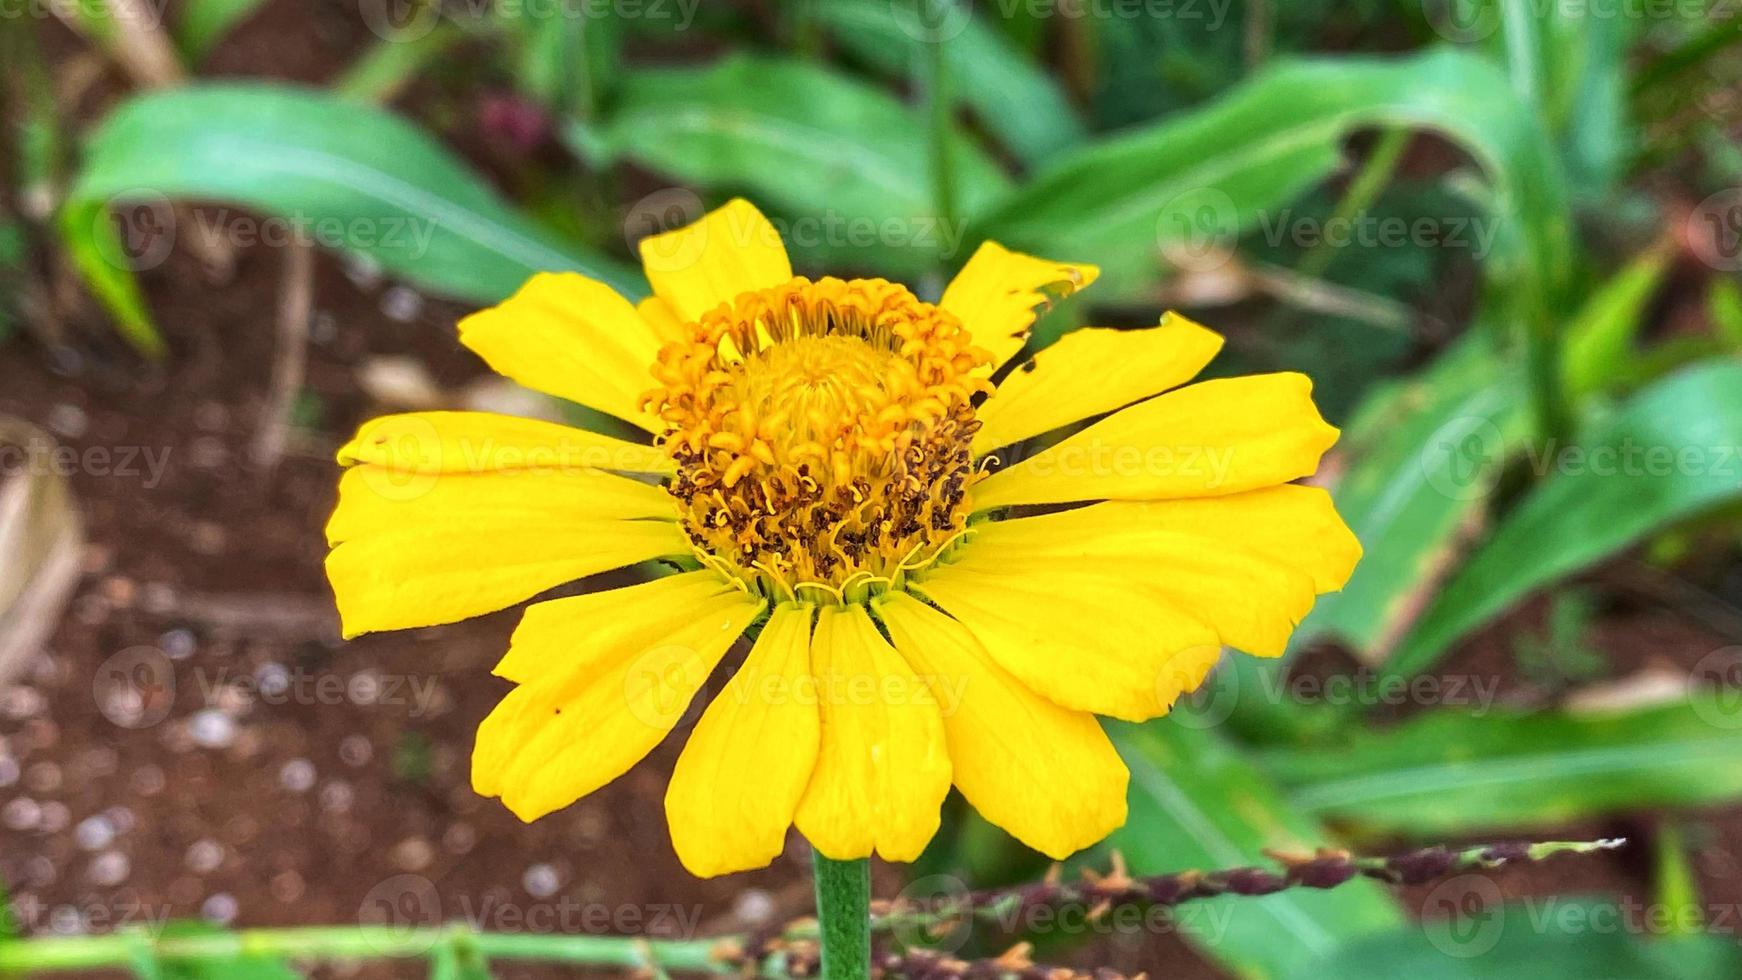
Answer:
649, 277, 993, 603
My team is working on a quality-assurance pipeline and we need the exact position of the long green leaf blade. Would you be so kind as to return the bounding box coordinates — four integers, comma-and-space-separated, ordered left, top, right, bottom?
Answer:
810, 0, 1085, 168
1260, 694, 1742, 837
971, 48, 1571, 309
1221, 334, 1527, 740
174, 0, 270, 64
69, 84, 641, 302
573, 54, 1010, 275
1385, 359, 1742, 679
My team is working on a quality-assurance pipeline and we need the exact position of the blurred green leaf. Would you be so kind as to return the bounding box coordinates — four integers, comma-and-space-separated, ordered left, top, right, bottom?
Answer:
0, 877, 15, 940
1509, 589, 1609, 689
393, 730, 433, 784
1284, 899, 1742, 980
573, 54, 1010, 276
1223, 333, 1529, 742
151, 922, 300, 980
1261, 694, 1742, 838
1707, 278, 1742, 350
174, 0, 270, 64
1385, 359, 1742, 679
430, 936, 491, 980
1653, 821, 1705, 938
55, 200, 163, 357
334, 24, 463, 105
1538, 0, 1629, 197
971, 48, 1572, 311
1109, 722, 1401, 978
1632, 17, 1742, 100
1312, 333, 1529, 657
810, 0, 1085, 168
498, 3, 617, 117
0, 219, 22, 344
1559, 245, 1670, 402
1088, 5, 1244, 128
69, 84, 642, 303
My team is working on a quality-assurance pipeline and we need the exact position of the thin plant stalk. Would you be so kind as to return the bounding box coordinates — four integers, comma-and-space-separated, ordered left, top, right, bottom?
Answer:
811, 852, 872, 980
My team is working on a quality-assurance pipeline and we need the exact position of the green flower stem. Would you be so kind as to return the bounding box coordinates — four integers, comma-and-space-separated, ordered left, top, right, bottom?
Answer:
0, 926, 729, 975
811, 853, 871, 980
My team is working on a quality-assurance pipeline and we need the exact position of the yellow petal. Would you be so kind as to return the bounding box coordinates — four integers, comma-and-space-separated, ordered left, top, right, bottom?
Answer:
1154, 485, 1363, 593
326, 463, 674, 545
939, 241, 1098, 373
666, 603, 820, 877
1008, 484, 1362, 594
457, 272, 664, 429
638, 199, 793, 324
324, 465, 684, 637
972, 372, 1339, 511
637, 296, 690, 344
974, 314, 1223, 457
875, 593, 1127, 859
910, 559, 1221, 722
338, 411, 671, 476
472, 587, 764, 821
794, 604, 950, 862
964, 510, 1320, 658
493, 570, 738, 684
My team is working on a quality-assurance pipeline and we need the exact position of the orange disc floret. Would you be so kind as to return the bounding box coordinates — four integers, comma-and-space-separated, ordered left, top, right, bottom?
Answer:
647, 277, 994, 602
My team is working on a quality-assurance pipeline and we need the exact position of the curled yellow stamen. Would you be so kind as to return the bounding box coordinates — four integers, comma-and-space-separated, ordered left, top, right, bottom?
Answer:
650, 276, 990, 603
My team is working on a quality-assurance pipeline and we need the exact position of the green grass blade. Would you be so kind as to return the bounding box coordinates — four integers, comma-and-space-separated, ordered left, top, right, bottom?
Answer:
810, 0, 1086, 168
68, 84, 642, 304
1260, 693, 1742, 837
1384, 359, 1742, 679
570, 54, 1011, 277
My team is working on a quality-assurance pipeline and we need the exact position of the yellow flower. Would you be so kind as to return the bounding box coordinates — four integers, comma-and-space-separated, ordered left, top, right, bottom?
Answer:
325, 199, 1359, 877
